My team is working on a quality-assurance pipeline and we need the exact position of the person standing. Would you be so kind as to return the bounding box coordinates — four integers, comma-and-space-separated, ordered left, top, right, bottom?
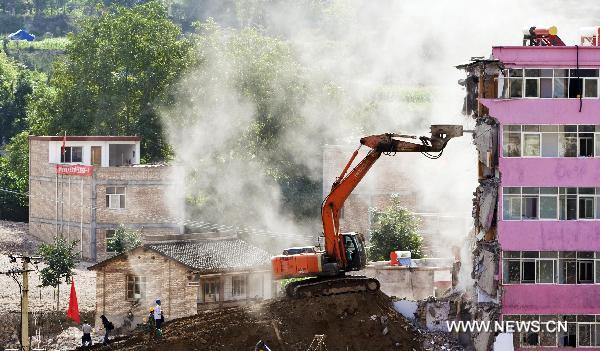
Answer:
81, 320, 93, 347
154, 299, 163, 335
99, 315, 114, 345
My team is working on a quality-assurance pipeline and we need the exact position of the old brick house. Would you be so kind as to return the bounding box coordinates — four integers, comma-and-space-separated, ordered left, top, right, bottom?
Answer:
88, 234, 274, 328
28, 136, 182, 261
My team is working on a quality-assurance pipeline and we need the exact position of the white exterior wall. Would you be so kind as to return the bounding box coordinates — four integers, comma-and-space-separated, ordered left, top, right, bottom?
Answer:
48, 140, 140, 166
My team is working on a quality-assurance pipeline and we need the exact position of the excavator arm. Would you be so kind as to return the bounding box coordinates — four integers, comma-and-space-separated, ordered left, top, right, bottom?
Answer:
322, 125, 463, 269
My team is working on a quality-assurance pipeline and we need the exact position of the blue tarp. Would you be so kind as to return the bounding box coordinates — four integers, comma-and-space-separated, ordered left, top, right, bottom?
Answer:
8, 29, 35, 41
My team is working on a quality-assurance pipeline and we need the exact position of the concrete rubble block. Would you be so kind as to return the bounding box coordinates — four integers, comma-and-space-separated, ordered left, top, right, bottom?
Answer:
474, 249, 498, 297
476, 179, 499, 232
473, 120, 498, 167
425, 301, 451, 331
470, 303, 500, 351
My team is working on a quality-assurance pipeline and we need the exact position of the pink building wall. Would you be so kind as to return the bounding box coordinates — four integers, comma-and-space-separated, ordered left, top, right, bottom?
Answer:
479, 46, 600, 326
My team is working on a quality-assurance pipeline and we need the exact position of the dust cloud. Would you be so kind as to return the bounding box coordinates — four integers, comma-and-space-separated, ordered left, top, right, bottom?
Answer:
161, 0, 600, 270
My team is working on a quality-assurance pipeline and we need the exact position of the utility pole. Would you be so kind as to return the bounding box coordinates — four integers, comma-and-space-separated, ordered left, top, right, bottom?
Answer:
2, 254, 41, 351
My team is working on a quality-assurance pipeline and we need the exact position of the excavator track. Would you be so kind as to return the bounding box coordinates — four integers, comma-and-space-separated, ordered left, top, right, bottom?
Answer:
285, 276, 380, 298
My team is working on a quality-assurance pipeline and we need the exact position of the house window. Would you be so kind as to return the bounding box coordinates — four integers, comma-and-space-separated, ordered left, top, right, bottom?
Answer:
522, 129, 541, 157
579, 125, 595, 157
106, 230, 115, 253
203, 279, 220, 303
503, 187, 522, 220
537, 259, 555, 283
509, 69, 523, 98
539, 315, 558, 347
126, 275, 145, 300
540, 187, 558, 219
521, 187, 539, 220
502, 125, 521, 157
232, 275, 246, 297
503, 124, 600, 158
106, 187, 125, 209
521, 315, 540, 347
60, 146, 83, 163
559, 127, 578, 157
499, 68, 600, 99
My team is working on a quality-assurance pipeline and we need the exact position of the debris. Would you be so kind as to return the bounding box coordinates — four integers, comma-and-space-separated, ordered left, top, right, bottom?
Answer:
97, 292, 426, 351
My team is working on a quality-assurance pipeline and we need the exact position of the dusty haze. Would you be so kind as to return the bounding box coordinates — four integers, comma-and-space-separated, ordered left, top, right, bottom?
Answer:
161, 0, 600, 284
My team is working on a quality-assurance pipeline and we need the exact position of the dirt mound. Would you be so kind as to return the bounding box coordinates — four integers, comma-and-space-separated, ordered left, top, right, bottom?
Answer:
94, 292, 423, 351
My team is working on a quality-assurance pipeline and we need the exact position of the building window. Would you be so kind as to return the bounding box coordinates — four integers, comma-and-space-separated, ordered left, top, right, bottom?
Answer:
499, 68, 599, 99
503, 125, 600, 158
106, 186, 125, 209
126, 275, 145, 300
203, 279, 220, 303
506, 315, 600, 348
232, 275, 246, 297
502, 251, 600, 285
60, 146, 83, 163
503, 187, 600, 221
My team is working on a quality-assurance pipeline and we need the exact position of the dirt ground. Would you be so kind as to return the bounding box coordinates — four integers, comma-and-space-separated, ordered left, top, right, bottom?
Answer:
0, 220, 96, 313
0, 220, 97, 349
85, 292, 424, 351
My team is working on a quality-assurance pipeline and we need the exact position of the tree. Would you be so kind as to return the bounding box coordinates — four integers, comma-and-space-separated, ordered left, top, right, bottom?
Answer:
0, 52, 51, 221
48, 0, 193, 161
37, 236, 79, 310
107, 224, 142, 255
368, 196, 423, 261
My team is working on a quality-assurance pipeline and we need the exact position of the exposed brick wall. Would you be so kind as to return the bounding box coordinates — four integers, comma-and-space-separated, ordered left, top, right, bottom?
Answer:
29, 138, 182, 262
96, 184, 174, 225
94, 248, 197, 328
93, 248, 272, 328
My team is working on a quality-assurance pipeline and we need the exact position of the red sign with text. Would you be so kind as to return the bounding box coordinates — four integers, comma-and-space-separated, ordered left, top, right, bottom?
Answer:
56, 164, 94, 176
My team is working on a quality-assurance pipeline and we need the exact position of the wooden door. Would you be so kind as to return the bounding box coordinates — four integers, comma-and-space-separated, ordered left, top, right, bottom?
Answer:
91, 146, 102, 166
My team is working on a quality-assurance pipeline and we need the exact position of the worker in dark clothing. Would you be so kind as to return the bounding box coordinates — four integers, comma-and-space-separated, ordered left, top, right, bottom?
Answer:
99, 315, 114, 345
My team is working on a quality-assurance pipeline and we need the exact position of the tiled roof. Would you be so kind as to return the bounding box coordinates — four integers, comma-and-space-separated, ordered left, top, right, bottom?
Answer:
146, 239, 271, 272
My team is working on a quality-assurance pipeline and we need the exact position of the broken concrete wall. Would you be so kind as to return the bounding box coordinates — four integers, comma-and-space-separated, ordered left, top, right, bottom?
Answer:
458, 58, 503, 351
358, 263, 452, 300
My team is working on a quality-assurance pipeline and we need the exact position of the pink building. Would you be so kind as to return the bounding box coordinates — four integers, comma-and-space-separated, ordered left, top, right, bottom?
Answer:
461, 29, 600, 350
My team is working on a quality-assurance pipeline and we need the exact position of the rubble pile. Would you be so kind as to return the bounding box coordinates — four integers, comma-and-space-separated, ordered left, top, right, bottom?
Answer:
89, 292, 428, 351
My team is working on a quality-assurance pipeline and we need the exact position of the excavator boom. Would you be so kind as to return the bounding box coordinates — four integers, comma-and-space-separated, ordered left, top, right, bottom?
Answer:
272, 125, 463, 297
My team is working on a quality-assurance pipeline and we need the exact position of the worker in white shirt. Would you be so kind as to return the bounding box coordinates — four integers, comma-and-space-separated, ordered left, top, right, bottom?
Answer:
81, 320, 93, 347
154, 299, 164, 335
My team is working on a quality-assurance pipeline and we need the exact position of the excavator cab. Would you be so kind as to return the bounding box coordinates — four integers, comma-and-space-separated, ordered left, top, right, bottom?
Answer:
342, 233, 367, 271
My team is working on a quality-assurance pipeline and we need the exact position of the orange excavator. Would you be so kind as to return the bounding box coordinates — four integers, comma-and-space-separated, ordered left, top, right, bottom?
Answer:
271, 125, 464, 298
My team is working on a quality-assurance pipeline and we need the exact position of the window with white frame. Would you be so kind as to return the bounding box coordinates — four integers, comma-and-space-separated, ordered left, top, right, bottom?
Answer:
126, 275, 145, 300
502, 315, 600, 348
202, 279, 220, 303
499, 68, 600, 99
60, 146, 83, 163
503, 125, 600, 158
503, 251, 600, 285
503, 187, 600, 221
105, 186, 125, 209
232, 275, 246, 297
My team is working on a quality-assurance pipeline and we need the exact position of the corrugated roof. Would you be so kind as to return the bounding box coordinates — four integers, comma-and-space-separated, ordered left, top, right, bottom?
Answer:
146, 239, 271, 272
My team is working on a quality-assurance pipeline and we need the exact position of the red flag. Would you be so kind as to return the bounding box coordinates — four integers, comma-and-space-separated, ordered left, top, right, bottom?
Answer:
67, 279, 80, 324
